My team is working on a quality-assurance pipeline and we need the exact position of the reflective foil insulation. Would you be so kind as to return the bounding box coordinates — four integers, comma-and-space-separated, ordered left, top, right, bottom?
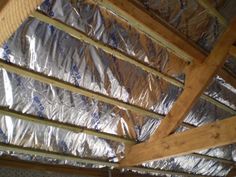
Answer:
0, 0, 236, 176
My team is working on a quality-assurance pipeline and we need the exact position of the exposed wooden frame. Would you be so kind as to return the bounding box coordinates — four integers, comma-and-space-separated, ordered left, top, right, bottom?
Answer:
0, 0, 236, 176
0, 143, 208, 177
0, 0, 42, 45
0, 106, 234, 166
32, 11, 236, 116
197, 0, 228, 26
149, 17, 236, 140
120, 115, 236, 166
95, 0, 236, 95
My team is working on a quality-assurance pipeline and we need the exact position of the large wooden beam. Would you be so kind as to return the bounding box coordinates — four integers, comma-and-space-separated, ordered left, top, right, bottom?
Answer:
120, 115, 236, 166
148, 18, 236, 140
0, 0, 42, 45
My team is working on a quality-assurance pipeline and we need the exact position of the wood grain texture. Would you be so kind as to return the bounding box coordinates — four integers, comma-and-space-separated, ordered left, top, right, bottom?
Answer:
120, 115, 236, 167
0, 0, 42, 45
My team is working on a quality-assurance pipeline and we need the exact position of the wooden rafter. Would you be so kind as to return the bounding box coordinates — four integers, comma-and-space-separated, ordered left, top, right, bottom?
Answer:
120, 115, 236, 166
0, 0, 42, 45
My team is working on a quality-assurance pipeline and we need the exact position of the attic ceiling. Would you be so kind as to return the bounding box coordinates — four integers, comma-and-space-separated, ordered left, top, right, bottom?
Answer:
0, 0, 236, 177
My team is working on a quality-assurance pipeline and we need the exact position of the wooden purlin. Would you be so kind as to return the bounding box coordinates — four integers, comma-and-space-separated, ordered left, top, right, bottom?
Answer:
0, 0, 43, 45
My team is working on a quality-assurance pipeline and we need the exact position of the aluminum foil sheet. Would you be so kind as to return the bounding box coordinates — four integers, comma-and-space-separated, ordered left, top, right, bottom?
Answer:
137, 0, 224, 52
0, 16, 182, 116
205, 75, 236, 111
143, 155, 231, 176
0, 0, 236, 176
38, 0, 187, 79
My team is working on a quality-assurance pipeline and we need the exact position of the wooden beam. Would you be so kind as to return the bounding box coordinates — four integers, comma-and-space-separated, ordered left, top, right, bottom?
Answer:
229, 46, 236, 58
0, 0, 42, 45
148, 18, 236, 140
120, 115, 236, 167
197, 0, 228, 26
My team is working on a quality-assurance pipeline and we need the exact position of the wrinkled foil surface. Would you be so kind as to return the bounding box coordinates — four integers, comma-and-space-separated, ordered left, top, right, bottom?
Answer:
0, 0, 236, 176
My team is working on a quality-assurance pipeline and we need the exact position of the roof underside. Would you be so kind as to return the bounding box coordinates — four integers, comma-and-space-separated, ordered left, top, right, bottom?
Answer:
0, 0, 236, 177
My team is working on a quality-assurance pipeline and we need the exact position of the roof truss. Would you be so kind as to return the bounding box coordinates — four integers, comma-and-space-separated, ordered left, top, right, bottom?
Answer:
0, 0, 236, 177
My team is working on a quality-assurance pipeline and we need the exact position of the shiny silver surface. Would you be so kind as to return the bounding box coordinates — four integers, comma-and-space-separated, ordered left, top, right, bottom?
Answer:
0, 0, 235, 176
